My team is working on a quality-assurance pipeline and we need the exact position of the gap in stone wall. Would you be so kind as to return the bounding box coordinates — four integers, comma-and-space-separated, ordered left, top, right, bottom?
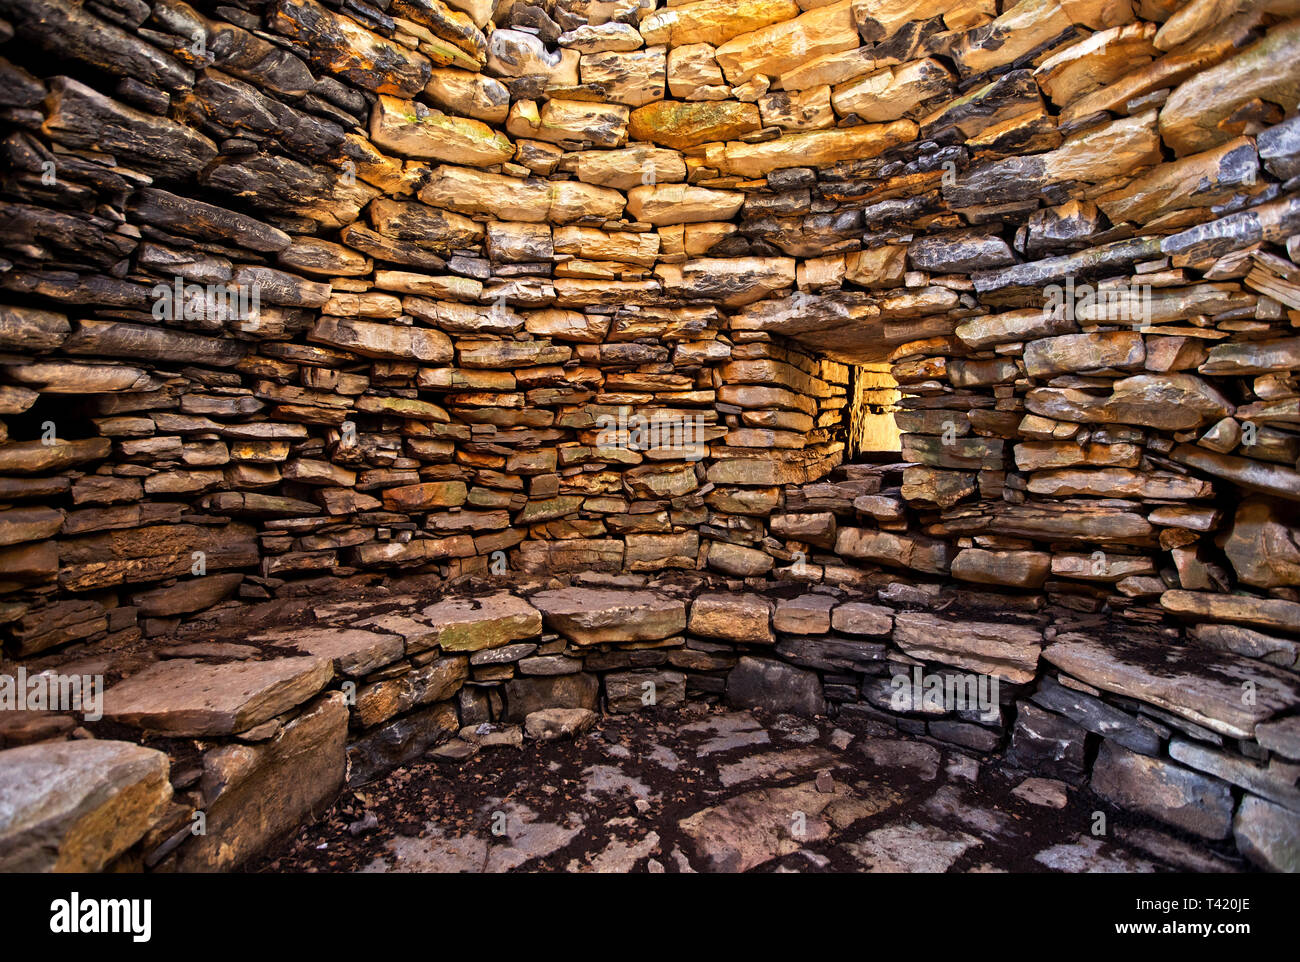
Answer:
845, 363, 901, 461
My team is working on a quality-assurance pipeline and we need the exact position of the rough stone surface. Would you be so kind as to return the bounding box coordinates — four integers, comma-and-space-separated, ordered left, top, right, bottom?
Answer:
0, 739, 171, 871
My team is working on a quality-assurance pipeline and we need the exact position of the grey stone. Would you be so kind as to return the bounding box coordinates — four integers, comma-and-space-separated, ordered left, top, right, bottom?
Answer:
346, 700, 459, 785
605, 669, 685, 714
1233, 794, 1300, 872
1091, 741, 1234, 840
0, 739, 171, 872
504, 673, 599, 721
1006, 702, 1087, 782
1031, 676, 1162, 756
726, 656, 825, 717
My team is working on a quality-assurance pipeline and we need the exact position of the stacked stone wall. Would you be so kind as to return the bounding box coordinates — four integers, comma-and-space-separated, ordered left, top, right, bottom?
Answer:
0, 0, 1298, 872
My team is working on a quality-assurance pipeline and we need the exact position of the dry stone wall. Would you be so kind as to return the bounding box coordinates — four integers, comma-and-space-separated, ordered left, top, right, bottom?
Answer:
1, 0, 1300, 871
1, 0, 1300, 637
2, 576, 1298, 872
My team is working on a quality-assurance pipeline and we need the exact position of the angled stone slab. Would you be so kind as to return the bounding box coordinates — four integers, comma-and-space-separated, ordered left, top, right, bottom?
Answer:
530, 587, 685, 645
102, 656, 332, 736
1031, 676, 1162, 756
1169, 738, 1300, 813
176, 693, 347, 871
893, 612, 1041, 684
252, 627, 404, 677
0, 739, 171, 871
1091, 741, 1233, 840
1043, 631, 1300, 739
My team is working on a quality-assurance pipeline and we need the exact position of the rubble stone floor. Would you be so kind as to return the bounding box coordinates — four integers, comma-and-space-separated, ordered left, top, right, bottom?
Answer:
256, 705, 1246, 874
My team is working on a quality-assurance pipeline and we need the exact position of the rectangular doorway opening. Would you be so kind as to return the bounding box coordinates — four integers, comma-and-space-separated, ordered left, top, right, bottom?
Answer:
845, 363, 901, 462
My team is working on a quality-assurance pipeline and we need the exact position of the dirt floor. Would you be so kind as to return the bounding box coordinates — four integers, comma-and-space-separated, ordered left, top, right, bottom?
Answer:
253, 704, 1248, 874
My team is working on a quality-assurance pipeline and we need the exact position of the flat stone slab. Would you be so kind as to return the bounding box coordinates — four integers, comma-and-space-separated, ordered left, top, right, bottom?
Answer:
1044, 631, 1300, 738
893, 612, 1042, 683
859, 738, 942, 781
1257, 716, 1300, 760
102, 656, 332, 736
717, 746, 836, 788
845, 821, 982, 873
0, 739, 171, 871
530, 588, 686, 645
679, 779, 887, 873
679, 711, 771, 755
253, 627, 403, 676
419, 592, 542, 652
1033, 835, 1159, 873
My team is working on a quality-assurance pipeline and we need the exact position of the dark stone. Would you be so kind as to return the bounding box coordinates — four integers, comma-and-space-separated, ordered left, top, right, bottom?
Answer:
775, 634, 886, 672
928, 719, 1000, 752
1006, 701, 1087, 782
1031, 676, 1163, 756
345, 700, 459, 785
1092, 740, 1234, 840
503, 672, 599, 721
726, 656, 825, 718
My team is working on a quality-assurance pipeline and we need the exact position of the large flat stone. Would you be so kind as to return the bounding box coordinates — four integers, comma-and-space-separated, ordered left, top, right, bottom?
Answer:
530, 588, 686, 645
1043, 631, 1300, 739
893, 612, 1041, 684
418, 593, 542, 652
679, 778, 886, 872
0, 739, 171, 871
1091, 741, 1233, 840
177, 693, 348, 870
255, 627, 404, 677
102, 657, 333, 736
